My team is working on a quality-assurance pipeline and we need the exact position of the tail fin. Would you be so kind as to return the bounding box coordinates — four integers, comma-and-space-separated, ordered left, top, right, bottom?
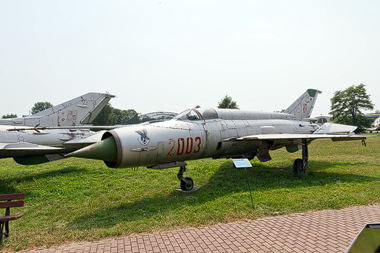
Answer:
0, 92, 115, 127
284, 89, 321, 121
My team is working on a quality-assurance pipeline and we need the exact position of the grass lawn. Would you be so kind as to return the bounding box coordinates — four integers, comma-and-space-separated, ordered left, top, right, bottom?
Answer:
1, 134, 379, 251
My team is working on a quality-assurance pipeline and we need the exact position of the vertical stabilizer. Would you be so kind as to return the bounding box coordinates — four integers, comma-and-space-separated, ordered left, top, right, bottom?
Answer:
284, 89, 321, 121
0, 92, 115, 127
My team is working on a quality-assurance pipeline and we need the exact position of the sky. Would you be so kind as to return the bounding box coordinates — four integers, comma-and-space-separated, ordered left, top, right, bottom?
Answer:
1, 0, 379, 118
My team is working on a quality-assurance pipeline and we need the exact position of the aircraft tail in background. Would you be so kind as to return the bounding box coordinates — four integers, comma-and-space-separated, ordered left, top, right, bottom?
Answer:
0, 92, 115, 127
284, 89, 321, 121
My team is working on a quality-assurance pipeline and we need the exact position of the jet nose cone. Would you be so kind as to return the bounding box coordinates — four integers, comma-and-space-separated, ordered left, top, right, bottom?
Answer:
66, 136, 117, 163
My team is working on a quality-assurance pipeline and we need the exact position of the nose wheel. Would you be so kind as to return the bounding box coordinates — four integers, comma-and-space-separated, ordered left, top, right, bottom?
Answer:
177, 165, 194, 191
180, 177, 194, 191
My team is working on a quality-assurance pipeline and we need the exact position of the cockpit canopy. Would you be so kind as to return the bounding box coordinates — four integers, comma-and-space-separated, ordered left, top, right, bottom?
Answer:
173, 108, 219, 121
173, 107, 295, 121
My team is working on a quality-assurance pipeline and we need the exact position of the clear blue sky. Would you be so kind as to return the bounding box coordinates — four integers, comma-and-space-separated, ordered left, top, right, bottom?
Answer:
1, 0, 379, 117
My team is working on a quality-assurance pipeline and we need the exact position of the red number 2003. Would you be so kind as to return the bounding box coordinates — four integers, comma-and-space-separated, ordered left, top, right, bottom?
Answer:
167, 137, 201, 156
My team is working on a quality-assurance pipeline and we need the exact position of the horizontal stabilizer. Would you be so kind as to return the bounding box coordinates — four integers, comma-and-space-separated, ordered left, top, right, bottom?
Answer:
314, 123, 357, 134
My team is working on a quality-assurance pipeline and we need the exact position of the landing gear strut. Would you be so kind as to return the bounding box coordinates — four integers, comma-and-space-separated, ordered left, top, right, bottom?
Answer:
177, 165, 194, 191
293, 139, 308, 174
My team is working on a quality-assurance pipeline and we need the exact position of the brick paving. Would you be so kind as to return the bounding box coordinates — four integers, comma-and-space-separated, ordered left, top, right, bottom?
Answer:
19, 204, 380, 253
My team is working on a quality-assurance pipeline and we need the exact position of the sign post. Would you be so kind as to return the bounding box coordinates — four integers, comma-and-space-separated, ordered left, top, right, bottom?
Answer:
232, 158, 254, 209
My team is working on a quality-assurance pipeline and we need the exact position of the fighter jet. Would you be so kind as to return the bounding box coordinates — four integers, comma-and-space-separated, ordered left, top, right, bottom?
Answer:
67, 89, 366, 191
0, 92, 115, 165
0, 92, 115, 127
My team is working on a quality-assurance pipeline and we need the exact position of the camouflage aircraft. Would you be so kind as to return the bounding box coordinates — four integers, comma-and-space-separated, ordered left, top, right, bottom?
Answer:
67, 89, 366, 191
0, 92, 115, 165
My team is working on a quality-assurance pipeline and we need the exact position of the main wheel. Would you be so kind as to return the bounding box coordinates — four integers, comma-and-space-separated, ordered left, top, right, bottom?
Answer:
293, 158, 303, 174
180, 177, 194, 191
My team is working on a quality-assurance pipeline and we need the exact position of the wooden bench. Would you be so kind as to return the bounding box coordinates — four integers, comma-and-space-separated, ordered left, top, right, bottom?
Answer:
0, 193, 25, 244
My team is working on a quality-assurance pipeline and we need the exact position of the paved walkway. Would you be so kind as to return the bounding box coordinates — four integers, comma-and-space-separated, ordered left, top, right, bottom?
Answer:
20, 205, 380, 253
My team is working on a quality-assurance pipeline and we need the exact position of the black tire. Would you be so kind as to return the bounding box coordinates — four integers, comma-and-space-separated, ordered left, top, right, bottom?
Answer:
293, 158, 303, 174
180, 177, 194, 191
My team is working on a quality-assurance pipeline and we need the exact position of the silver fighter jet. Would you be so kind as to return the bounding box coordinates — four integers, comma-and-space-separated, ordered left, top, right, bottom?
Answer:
67, 89, 366, 191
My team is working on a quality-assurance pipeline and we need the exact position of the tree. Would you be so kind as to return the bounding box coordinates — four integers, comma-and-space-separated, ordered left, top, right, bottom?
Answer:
92, 103, 118, 126
330, 84, 374, 133
140, 114, 153, 123
2, 113, 17, 118
31, 102, 53, 115
218, 95, 239, 109
113, 109, 141, 125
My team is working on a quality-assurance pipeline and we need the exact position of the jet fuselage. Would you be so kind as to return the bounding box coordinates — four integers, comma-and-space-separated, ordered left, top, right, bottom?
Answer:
89, 108, 317, 168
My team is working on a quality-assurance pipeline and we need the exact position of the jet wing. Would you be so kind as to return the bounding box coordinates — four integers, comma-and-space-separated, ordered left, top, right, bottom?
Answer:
6, 125, 118, 132
232, 134, 366, 142
0, 142, 63, 150
228, 123, 366, 142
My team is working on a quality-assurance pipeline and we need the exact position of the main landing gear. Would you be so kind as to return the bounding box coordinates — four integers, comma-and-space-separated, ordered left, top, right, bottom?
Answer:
177, 165, 194, 191
293, 139, 308, 174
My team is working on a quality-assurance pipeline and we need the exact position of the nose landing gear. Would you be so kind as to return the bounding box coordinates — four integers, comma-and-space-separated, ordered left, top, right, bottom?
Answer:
177, 165, 195, 191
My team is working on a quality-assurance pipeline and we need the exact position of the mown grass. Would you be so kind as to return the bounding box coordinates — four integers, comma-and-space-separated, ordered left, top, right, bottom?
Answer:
1, 135, 380, 251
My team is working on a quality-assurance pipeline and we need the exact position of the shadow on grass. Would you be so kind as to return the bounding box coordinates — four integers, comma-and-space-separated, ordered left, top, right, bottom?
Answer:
68, 160, 378, 230
0, 166, 85, 193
